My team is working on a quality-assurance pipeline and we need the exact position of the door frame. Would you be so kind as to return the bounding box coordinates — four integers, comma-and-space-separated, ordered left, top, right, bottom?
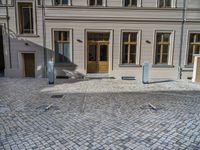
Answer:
87, 41, 109, 73
19, 52, 36, 77
85, 29, 113, 74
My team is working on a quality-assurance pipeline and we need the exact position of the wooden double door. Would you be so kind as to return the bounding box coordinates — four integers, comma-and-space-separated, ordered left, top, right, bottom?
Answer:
87, 42, 109, 73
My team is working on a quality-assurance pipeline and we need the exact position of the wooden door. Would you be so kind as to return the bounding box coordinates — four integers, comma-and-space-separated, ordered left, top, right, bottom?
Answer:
87, 43, 98, 73
196, 58, 200, 82
24, 53, 35, 77
87, 43, 109, 73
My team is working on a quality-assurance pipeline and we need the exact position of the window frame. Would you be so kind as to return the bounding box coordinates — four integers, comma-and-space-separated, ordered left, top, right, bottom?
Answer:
52, 29, 73, 64
123, 0, 137, 7
153, 30, 175, 66
186, 32, 200, 65
120, 30, 141, 66
88, 0, 106, 7
0, 0, 13, 6
53, 0, 71, 6
157, 0, 176, 8
16, 1, 36, 35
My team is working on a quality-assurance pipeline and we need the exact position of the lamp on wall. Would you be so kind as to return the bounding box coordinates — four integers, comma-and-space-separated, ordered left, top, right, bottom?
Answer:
146, 40, 151, 44
25, 43, 29, 46
77, 39, 83, 43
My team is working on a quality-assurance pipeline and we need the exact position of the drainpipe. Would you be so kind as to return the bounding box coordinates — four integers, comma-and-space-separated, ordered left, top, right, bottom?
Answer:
6, 0, 12, 68
42, 0, 47, 77
178, 0, 187, 79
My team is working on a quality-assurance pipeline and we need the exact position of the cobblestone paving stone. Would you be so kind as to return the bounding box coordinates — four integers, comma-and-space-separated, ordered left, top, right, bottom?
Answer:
0, 78, 200, 150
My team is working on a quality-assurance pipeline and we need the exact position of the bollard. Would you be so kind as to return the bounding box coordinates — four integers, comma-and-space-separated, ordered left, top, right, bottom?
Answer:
142, 62, 149, 84
48, 60, 54, 84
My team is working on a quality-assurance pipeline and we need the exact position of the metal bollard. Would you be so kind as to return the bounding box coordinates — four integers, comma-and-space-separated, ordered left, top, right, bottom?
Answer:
142, 62, 149, 84
48, 61, 54, 84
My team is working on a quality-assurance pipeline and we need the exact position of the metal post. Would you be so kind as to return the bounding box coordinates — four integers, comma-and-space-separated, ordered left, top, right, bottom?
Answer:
178, 0, 187, 79
6, 0, 12, 68
42, 0, 47, 78
142, 62, 149, 84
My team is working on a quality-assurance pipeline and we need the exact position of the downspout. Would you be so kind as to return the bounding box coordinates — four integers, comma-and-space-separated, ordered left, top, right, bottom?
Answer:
42, 0, 47, 77
178, 0, 187, 79
6, 0, 12, 68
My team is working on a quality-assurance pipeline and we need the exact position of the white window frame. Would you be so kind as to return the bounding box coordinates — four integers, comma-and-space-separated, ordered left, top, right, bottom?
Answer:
53, 0, 71, 6
120, 30, 142, 65
153, 30, 175, 65
88, 0, 107, 7
0, 0, 13, 6
157, 0, 176, 8
52, 28, 73, 64
122, 0, 142, 7
185, 31, 200, 66
16, 0, 36, 35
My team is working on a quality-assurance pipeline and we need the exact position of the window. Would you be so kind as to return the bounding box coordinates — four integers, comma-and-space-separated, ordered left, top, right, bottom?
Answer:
158, 0, 171, 8
187, 33, 200, 65
18, 3, 34, 34
155, 33, 171, 64
54, 0, 70, 5
122, 32, 138, 64
54, 31, 71, 63
124, 0, 137, 7
0, 0, 12, 5
89, 0, 103, 6
37, 0, 41, 5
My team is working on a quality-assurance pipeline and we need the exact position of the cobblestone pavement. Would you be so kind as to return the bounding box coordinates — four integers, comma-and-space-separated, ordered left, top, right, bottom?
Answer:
0, 78, 200, 150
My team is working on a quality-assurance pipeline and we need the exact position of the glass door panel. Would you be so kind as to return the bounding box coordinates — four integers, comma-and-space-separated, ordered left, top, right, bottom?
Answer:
99, 45, 108, 61
88, 44, 97, 62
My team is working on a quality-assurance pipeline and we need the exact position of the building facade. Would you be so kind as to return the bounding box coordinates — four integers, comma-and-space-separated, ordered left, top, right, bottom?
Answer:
0, 0, 200, 80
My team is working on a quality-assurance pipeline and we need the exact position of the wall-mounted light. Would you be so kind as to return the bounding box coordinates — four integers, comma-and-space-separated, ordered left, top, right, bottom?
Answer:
25, 43, 29, 46
77, 39, 83, 43
145, 40, 151, 44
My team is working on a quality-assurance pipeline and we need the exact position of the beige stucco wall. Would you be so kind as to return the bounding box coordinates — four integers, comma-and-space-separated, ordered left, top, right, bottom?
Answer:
0, 0, 200, 80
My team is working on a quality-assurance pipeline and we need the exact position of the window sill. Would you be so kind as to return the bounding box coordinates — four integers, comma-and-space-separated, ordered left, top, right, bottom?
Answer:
16, 34, 40, 38
152, 64, 174, 68
119, 64, 142, 67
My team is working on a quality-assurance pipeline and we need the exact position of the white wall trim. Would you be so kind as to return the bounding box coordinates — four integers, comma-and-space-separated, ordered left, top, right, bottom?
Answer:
15, 0, 37, 35
153, 30, 175, 65
157, 0, 177, 8
84, 29, 113, 74
120, 29, 142, 65
184, 30, 200, 66
192, 55, 200, 82
51, 28, 73, 64
18, 51, 36, 77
